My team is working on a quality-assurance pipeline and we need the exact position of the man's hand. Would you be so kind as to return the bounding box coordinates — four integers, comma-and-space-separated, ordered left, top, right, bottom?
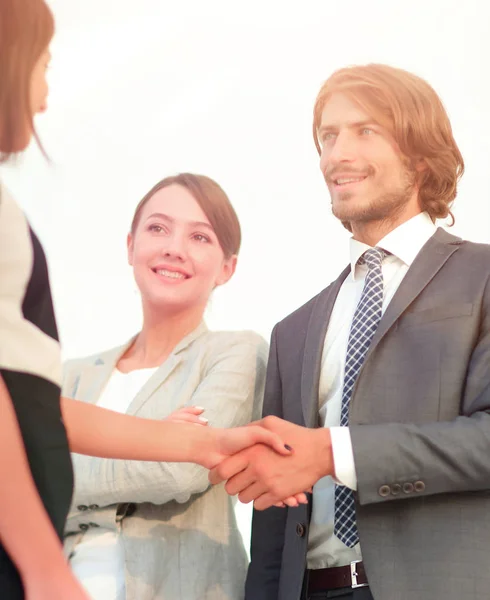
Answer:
198, 423, 293, 471
209, 416, 335, 510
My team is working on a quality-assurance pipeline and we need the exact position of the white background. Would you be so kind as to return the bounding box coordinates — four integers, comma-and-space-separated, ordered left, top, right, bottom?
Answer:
3, 0, 489, 554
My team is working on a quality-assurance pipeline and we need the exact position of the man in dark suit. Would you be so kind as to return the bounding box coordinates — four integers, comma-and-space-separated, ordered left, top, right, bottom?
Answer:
210, 64, 490, 600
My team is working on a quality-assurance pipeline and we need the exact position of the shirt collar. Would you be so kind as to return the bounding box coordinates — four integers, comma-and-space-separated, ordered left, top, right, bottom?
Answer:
349, 212, 437, 280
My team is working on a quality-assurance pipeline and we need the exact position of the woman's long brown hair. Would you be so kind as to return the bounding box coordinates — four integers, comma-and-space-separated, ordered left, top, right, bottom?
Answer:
0, 0, 54, 161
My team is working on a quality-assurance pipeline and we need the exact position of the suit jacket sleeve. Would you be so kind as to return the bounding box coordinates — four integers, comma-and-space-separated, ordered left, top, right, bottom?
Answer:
66, 332, 268, 507
351, 276, 490, 505
246, 325, 289, 600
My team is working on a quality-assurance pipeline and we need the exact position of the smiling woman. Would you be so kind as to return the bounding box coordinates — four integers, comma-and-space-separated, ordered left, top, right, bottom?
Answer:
127, 173, 240, 321
63, 173, 267, 600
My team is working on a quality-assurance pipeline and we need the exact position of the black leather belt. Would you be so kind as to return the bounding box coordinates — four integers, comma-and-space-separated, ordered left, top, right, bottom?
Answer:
308, 561, 368, 592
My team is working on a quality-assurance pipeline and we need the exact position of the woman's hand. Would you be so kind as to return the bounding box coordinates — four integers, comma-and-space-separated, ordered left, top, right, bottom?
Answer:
164, 406, 208, 426
24, 566, 89, 600
199, 424, 292, 470
202, 426, 308, 507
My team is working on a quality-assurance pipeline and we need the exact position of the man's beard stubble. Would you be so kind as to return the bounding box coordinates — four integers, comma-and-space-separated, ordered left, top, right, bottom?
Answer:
330, 168, 417, 230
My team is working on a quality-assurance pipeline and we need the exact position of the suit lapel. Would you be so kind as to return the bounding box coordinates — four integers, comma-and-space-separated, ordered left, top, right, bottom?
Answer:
72, 322, 208, 414
301, 266, 350, 427
125, 322, 208, 416
73, 341, 134, 405
300, 227, 462, 428
126, 353, 183, 415
346, 227, 464, 414
362, 227, 463, 363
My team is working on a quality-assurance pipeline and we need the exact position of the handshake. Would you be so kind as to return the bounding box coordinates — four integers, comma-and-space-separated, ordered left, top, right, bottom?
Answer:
165, 407, 336, 511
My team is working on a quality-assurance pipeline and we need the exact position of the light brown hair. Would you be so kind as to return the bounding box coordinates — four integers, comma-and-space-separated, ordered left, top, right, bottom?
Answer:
313, 64, 465, 224
0, 0, 54, 161
131, 173, 241, 258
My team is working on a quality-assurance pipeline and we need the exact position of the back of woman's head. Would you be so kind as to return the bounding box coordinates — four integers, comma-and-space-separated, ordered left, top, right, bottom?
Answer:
0, 0, 54, 160
131, 173, 241, 259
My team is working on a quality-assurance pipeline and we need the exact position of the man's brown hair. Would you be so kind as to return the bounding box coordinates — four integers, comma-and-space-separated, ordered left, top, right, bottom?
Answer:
313, 64, 465, 224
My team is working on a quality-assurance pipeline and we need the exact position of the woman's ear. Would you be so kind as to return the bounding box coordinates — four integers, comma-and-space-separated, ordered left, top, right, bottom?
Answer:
127, 232, 134, 266
215, 255, 238, 287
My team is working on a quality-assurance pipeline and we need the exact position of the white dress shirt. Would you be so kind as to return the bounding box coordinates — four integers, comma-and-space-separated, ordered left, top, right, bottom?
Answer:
71, 367, 157, 600
307, 212, 437, 569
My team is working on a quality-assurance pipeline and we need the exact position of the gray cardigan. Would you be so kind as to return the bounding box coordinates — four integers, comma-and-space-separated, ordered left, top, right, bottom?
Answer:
63, 323, 268, 600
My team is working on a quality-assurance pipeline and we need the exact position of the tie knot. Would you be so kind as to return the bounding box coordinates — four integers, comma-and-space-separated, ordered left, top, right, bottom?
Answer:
359, 247, 387, 270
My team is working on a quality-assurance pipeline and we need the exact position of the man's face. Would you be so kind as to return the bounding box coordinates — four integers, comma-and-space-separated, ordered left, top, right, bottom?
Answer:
318, 92, 417, 229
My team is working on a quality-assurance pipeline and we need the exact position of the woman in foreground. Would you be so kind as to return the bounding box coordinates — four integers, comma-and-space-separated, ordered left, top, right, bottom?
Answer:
0, 1, 294, 598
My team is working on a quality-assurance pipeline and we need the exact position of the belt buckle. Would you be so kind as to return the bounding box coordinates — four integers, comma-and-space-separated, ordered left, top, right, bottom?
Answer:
350, 560, 368, 589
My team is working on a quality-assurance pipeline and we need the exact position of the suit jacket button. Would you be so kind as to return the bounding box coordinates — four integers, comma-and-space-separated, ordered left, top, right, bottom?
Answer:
379, 485, 391, 497
391, 484, 402, 496
403, 482, 414, 494
79, 523, 89, 531
414, 480, 425, 492
296, 523, 306, 537
77, 505, 88, 511
89, 504, 99, 510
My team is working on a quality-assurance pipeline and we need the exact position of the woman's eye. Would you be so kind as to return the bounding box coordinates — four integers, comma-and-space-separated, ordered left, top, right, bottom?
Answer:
361, 127, 374, 135
148, 224, 164, 233
193, 234, 210, 243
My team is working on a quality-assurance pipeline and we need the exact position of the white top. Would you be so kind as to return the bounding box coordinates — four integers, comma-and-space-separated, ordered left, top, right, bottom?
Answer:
307, 212, 437, 569
0, 182, 61, 385
70, 367, 157, 600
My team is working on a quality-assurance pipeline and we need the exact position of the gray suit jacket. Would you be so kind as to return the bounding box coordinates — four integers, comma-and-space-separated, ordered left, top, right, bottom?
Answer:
246, 228, 490, 600
63, 324, 268, 600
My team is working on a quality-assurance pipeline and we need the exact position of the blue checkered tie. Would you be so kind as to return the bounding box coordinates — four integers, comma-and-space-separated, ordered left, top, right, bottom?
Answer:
334, 247, 387, 548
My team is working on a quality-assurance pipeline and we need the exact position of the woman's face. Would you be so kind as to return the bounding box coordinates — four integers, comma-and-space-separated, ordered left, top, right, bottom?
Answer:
13, 48, 51, 152
14, 47, 51, 151
128, 184, 237, 315
30, 47, 50, 116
